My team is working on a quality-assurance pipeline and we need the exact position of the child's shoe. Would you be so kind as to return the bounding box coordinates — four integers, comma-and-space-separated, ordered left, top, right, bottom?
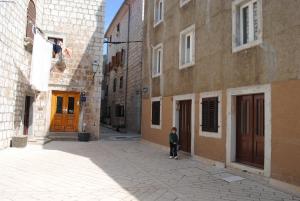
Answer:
174, 156, 178, 160
169, 156, 173, 159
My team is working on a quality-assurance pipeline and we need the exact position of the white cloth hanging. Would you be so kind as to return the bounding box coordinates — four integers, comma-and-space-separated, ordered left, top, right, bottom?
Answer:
30, 33, 52, 91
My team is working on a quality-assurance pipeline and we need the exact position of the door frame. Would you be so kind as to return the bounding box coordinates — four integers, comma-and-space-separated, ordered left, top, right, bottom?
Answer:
226, 84, 271, 177
172, 94, 195, 156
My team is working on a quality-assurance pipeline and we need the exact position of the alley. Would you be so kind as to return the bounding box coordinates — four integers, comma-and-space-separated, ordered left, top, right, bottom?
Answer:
0, 138, 299, 201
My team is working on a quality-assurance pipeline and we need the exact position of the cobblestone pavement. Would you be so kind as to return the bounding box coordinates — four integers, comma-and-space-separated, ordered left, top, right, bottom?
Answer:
0, 138, 299, 201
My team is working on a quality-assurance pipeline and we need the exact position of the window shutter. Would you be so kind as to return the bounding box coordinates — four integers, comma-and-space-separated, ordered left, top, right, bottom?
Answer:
202, 99, 209, 131
121, 49, 125, 66
202, 97, 218, 132
26, 0, 36, 39
112, 56, 116, 68
209, 97, 218, 132
116, 52, 122, 66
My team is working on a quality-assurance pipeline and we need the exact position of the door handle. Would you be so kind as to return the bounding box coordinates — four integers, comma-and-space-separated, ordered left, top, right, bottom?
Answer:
63, 108, 68, 113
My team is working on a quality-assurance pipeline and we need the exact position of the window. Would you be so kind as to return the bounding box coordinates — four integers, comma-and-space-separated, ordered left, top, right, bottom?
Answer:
117, 23, 120, 33
109, 35, 112, 42
121, 49, 126, 66
179, 25, 195, 69
154, 0, 164, 27
67, 97, 75, 114
232, 0, 262, 52
26, 0, 36, 39
151, 97, 162, 129
119, 77, 123, 89
113, 78, 117, 92
48, 37, 63, 59
107, 107, 111, 117
151, 97, 161, 129
56, 96, 63, 114
105, 85, 108, 96
200, 91, 222, 138
152, 44, 163, 77
180, 0, 191, 7
202, 97, 218, 132
115, 105, 124, 117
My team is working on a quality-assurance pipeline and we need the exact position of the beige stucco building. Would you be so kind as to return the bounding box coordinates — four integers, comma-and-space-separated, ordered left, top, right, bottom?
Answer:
0, 0, 105, 147
142, 0, 300, 190
102, 0, 143, 133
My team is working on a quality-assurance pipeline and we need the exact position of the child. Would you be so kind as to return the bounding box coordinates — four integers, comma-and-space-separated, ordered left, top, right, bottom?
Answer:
169, 127, 178, 160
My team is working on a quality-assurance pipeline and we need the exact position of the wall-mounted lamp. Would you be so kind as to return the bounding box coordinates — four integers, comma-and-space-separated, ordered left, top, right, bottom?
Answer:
92, 60, 99, 80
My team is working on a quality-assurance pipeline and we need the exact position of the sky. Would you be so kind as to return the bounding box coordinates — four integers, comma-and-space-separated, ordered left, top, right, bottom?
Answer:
105, 0, 124, 31
103, 0, 124, 54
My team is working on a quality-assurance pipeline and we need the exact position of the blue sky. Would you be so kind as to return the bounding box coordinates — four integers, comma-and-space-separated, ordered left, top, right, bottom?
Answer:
103, 0, 124, 54
105, 0, 124, 31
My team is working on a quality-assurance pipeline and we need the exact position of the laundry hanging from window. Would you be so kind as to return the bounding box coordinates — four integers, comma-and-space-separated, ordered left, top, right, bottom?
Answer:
48, 37, 63, 58
47, 37, 72, 67
30, 32, 52, 91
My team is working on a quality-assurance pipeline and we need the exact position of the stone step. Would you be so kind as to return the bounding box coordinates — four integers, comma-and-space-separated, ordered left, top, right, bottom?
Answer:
28, 137, 52, 145
48, 132, 78, 141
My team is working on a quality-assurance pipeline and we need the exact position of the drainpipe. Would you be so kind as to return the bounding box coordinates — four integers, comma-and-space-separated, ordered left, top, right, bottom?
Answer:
124, 0, 131, 131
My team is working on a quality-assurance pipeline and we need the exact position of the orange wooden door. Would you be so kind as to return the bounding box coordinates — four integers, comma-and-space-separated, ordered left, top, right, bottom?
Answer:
51, 92, 80, 132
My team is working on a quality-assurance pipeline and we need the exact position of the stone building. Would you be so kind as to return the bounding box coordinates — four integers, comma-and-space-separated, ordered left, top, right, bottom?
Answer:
0, 0, 105, 148
102, 0, 143, 133
142, 0, 300, 191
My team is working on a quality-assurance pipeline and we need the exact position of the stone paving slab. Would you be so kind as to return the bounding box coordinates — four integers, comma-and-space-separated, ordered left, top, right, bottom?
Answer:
0, 140, 299, 201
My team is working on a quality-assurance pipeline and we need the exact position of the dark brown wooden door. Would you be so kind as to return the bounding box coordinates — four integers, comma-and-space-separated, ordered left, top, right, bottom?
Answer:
253, 94, 265, 166
179, 100, 192, 153
23, 96, 31, 135
236, 94, 264, 168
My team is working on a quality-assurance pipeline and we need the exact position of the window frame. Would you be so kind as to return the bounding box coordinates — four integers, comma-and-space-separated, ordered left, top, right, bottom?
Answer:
153, 0, 164, 27
179, 24, 195, 69
180, 0, 191, 8
152, 43, 163, 78
151, 97, 162, 129
232, 0, 262, 53
199, 91, 222, 139
45, 33, 66, 60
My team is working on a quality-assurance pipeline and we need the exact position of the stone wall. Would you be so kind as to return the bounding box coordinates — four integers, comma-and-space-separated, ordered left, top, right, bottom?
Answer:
0, 0, 105, 148
39, 0, 105, 139
104, 0, 143, 133
0, 0, 45, 149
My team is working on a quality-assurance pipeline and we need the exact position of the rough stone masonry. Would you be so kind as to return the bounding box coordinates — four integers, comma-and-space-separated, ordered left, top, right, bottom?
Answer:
0, 0, 105, 148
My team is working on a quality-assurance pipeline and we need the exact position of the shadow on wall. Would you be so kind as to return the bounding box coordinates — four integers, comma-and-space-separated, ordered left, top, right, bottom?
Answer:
12, 58, 34, 136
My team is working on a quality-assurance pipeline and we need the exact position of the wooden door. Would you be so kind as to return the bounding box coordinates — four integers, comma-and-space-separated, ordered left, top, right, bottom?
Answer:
64, 95, 80, 132
23, 96, 31, 135
179, 100, 192, 153
50, 92, 80, 132
236, 94, 264, 168
253, 94, 265, 166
